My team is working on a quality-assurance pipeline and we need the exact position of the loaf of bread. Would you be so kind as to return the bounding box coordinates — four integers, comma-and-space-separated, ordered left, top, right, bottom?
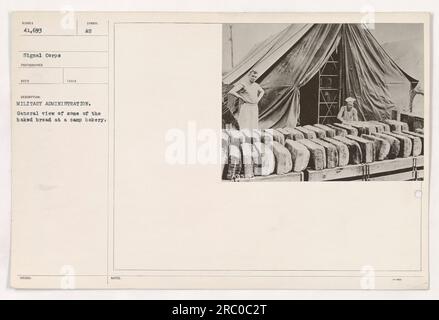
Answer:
264, 129, 285, 145
383, 132, 412, 158
240, 143, 254, 178
332, 123, 359, 136
284, 139, 311, 172
241, 128, 260, 144
226, 129, 245, 147
384, 120, 409, 132
282, 127, 305, 140
332, 136, 362, 165
252, 142, 276, 176
361, 134, 390, 161
367, 121, 386, 133
269, 141, 293, 174
221, 131, 229, 179
252, 129, 262, 142
226, 144, 242, 180
303, 125, 326, 139
346, 135, 375, 163
314, 124, 336, 138
397, 132, 422, 157
349, 121, 377, 135
312, 138, 338, 169
295, 126, 317, 139
402, 130, 424, 155
323, 137, 349, 167
297, 139, 326, 170
326, 124, 348, 137
260, 130, 274, 144
371, 132, 400, 159
276, 128, 290, 139
378, 121, 391, 132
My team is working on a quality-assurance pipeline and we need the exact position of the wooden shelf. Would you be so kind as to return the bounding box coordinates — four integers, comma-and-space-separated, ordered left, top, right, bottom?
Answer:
225, 172, 304, 182
240, 171, 304, 182
306, 163, 364, 181
223, 156, 424, 182
305, 156, 424, 181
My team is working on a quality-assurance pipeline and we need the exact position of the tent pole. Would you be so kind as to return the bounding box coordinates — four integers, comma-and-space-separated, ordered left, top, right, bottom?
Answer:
339, 30, 344, 117
229, 25, 234, 68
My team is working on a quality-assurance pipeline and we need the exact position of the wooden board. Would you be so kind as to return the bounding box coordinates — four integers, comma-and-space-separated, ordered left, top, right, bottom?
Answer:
367, 171, 417, 181
306, 163, 365, 181
367, 156, 420, 174
240, 171, 304, 182
305, 156, 424, 181
227, 156, 424, 181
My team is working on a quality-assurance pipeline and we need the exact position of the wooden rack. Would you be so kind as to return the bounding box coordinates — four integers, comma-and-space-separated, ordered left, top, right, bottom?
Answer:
306, 156, 424, 182
235, 156, 424, 182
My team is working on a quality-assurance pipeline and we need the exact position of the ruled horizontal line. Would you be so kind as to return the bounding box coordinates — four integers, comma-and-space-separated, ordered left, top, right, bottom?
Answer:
18, 66, 108, 69
20, 34, 108, 37
18, 50, 108, 53
16, 274, 426, 278
18, 82, 108, 85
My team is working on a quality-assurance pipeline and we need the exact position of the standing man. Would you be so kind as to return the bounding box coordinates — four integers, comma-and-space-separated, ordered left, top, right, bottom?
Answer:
228, 70, 265, 130
337, 96, 359, 123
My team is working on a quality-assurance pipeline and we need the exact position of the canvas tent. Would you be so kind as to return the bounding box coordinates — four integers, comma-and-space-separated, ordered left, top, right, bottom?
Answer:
222, 24, 418, 129
382, 37, 424, 115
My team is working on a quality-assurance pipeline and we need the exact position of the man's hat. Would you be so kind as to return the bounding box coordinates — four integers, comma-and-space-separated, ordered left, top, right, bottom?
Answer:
345, 97, 356, 103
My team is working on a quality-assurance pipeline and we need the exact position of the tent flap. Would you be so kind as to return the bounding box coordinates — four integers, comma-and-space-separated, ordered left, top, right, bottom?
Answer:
342, 24, 418, 121
258, 24, 342, 128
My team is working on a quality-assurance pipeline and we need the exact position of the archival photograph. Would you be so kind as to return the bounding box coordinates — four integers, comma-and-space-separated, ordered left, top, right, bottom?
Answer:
221, 23, 425, 182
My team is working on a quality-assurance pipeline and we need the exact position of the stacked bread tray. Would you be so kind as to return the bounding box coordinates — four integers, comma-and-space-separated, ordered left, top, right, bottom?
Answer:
222, 120, 424, 182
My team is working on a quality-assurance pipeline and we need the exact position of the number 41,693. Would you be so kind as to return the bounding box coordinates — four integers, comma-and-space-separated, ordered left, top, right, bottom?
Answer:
23, 27, 43, 34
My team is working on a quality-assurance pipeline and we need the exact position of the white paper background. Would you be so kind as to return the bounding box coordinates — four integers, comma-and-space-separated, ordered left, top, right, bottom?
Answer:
0, 0, 438, 299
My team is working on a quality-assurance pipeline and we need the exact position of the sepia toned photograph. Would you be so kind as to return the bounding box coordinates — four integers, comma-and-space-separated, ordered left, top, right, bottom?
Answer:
7, 11, 430, 291
222, 23, 424, 182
